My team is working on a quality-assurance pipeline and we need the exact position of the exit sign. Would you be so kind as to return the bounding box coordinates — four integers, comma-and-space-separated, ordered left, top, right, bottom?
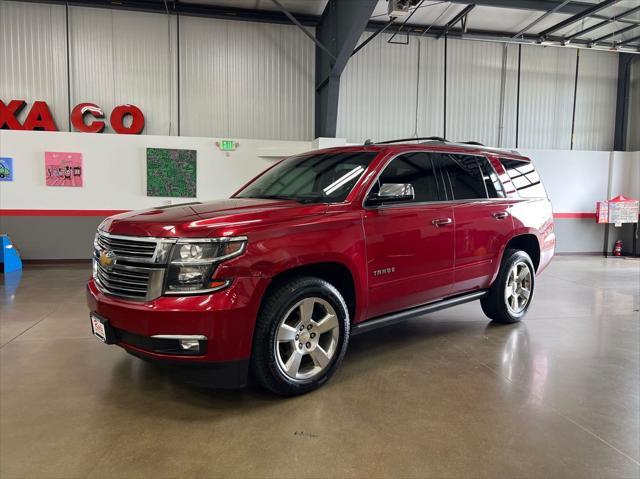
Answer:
217, 140, 238, 151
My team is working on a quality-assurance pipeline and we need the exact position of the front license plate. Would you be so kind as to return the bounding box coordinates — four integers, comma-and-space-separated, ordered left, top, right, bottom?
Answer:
91, 314, 107, 342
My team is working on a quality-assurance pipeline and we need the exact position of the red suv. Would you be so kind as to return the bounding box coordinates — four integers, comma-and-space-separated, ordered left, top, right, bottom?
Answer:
87, 139, 555, 395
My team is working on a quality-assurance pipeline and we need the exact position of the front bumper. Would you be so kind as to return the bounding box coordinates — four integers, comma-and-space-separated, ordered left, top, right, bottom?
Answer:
86, 276, 269, 387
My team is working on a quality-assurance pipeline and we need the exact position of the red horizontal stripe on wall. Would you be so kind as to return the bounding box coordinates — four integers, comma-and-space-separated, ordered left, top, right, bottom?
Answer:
1, 209, 598, 219
553, 212, 596, 219
0, 209, 129, 217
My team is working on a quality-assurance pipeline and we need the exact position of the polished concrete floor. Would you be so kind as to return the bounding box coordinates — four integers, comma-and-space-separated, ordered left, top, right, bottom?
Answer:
1, 256, 639, 478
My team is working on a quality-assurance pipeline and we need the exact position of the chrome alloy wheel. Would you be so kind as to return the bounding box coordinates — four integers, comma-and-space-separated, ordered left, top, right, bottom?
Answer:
274, 297, 340, 381
504, 261, 532, 314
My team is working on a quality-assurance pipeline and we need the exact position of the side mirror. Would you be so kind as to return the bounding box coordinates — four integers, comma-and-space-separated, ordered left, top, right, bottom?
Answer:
367, 183, 415, 206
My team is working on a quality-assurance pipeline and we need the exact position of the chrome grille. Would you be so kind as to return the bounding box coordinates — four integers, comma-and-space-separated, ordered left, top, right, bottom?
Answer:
94, 262, 151, 299
93, 231, 168, 300
95, 233, 157, 261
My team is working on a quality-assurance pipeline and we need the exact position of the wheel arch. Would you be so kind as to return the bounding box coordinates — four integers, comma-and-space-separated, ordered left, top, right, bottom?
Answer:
504, 234, 541, 272
259, 261, 358, 323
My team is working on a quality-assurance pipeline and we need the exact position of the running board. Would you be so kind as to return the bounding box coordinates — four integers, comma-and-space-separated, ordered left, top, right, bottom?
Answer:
351, 290, 488, 335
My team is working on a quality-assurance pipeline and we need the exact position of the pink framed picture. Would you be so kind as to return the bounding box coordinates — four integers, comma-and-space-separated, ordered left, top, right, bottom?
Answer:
45, 152, 83, 187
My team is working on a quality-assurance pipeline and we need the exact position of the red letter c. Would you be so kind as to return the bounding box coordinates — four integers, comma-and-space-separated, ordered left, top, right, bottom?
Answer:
71, 103, 105, 133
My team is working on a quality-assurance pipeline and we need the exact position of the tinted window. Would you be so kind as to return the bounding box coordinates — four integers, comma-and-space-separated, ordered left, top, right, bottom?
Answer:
235, 152, 376, 204
477, 157, 506, 198
432, 154, 488, 200
500, 158, 547, 198
369, 153, 442, 203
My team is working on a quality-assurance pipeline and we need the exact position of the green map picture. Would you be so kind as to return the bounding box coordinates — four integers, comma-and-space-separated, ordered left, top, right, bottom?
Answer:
146, 148, 197, 197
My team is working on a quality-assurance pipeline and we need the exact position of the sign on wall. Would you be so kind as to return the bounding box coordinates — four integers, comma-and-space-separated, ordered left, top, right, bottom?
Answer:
146, 148, 197, 198
1, 100, 145, 134
45, 152, 83, 187
0, 157, 13, 181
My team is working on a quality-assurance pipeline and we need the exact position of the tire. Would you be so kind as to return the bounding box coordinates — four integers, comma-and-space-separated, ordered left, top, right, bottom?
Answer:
251, 276, 350, 396
481, 249, 535, 324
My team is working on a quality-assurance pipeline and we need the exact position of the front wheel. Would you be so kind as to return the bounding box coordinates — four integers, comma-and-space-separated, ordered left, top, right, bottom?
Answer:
251, 276, 350, 396
481, 249, 535, 324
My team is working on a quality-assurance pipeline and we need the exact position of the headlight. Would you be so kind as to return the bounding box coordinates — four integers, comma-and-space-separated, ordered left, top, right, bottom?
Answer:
164, 237, 247, 294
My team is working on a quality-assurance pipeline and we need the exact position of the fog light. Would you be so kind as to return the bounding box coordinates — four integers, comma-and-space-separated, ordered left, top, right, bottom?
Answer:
179, 339, 200, 351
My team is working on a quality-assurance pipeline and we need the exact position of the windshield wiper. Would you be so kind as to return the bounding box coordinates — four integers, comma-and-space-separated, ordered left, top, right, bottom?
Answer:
245, 194, 314, 203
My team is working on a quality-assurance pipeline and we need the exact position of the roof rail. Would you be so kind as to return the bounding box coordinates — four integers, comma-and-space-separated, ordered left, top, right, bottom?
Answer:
365, 136, 447, 145
461, 141, 484, 146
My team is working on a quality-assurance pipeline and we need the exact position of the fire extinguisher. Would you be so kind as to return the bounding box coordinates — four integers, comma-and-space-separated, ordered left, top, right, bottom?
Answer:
613, 240, 623, 257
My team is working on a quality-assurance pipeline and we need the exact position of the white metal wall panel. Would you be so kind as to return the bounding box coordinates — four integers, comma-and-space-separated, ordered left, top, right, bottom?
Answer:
337, 32, 420, 143
416, 37, 445, 140
519, 45, 576, 149
0, 1, 69, 130
627, 59, 640, 151
179, 17, 314, 141
446, 39, 504, 146
573, 50, 618, 151
68, 7, 177, 135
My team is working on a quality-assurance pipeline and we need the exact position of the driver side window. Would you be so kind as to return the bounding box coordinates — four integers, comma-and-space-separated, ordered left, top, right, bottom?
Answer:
369, 153, 443, 203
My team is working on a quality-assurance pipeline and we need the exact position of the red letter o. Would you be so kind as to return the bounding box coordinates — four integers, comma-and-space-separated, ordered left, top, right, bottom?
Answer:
110, 104, 145, 135
71, 103, 105, 133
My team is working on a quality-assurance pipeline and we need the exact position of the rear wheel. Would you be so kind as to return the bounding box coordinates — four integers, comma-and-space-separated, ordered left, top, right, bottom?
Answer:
251, 276, 350, 396
481, 249, 534, 324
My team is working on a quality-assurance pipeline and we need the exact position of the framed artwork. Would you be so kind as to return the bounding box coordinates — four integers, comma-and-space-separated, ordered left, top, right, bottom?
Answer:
146, 148, 197, 198
0, 157, 13, 181
45, 152, 83, 187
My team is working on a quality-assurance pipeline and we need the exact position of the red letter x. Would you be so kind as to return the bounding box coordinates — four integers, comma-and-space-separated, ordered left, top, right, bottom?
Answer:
0, 100, 26, 130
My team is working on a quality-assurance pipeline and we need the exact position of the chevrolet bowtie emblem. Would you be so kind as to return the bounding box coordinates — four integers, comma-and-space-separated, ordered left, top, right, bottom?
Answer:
99, 249, 116, 269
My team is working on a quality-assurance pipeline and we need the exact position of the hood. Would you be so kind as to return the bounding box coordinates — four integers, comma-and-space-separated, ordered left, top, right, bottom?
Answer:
101, 198, 328, 238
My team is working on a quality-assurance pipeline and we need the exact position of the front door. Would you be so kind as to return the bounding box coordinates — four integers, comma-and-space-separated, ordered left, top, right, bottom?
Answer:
363, 152, 455, 319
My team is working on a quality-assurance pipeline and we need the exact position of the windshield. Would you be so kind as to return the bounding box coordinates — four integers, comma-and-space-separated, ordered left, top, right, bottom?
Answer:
235, 151, 377, 204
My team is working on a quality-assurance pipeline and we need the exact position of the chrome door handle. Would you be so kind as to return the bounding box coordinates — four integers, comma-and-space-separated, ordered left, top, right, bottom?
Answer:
492, 211, 509, 220
432, 218, 453, 227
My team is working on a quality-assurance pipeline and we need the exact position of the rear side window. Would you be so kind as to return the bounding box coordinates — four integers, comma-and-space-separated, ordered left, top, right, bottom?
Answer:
370, 152, 442, 203
432, 153, 489, 200
500, 158, 547, 198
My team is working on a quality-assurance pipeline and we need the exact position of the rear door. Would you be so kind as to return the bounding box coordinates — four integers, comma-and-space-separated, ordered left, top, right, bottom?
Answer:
432, 152, 514, 294
363, 152, 455, 318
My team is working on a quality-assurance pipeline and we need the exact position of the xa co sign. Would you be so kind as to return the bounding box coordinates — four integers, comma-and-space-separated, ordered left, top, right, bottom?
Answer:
0, 100, 145, 134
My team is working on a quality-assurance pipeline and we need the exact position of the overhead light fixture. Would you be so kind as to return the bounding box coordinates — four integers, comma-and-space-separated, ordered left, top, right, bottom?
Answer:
388, 0, 421, 17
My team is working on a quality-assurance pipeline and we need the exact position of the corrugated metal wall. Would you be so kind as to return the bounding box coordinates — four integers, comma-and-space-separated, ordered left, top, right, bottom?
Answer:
628, 58, 640, 151
0, 1, 69, 130
69, 7, 178, 135
1, 0, 313, 140
573, 50, 618, 151
179, 17, 314, 140
337, 32, 420, 143
518, 46, 576, 150
337, 35, 619, 151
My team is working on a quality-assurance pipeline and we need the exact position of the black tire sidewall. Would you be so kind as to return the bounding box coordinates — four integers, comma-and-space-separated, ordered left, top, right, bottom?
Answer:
494, 249, 535, 322
253, 277, 350, 395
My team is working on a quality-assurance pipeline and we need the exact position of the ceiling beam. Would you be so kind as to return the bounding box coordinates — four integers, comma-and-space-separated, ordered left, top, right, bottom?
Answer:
436, 4, 476, 39
590, 24, 640, 45
538, 0, 624, 39
564, 5, 640, 42
617, 34, 640, 47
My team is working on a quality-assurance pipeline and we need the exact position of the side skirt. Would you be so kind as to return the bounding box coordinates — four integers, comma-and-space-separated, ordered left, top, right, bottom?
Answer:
352, 290, 488, 336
